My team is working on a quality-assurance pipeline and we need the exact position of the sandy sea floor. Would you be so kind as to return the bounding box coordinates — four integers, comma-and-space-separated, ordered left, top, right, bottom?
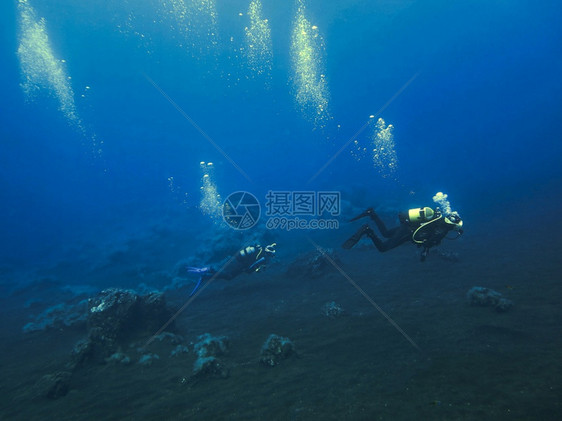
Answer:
0, 211, 561, 421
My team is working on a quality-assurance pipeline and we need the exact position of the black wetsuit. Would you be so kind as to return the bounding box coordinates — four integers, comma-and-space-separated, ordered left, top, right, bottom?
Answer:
343, 209, 454, 258
211, 245, 267, 280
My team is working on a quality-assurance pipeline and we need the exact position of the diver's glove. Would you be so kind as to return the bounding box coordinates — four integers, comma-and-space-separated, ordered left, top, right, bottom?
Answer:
349, 207, 375, 222
187, 267, 210, 274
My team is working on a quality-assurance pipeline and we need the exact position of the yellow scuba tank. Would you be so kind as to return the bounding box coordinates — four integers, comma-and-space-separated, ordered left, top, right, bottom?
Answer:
240, 246, 256, 257
408, 207, 442, 244
408, 207, 435, 224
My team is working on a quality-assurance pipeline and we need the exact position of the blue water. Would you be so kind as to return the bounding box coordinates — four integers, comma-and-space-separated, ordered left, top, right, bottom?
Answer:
1, 1, 561, 419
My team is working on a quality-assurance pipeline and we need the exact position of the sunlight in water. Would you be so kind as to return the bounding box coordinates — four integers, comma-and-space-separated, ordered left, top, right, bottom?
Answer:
290, 0, 330, 127
199, 161, 222, 221
244, 0, 272, 77
372, 118, 398, 178
17, 0, 81, 126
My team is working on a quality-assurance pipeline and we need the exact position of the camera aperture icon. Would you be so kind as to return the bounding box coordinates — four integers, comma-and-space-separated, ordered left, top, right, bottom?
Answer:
223, 191, 261, 230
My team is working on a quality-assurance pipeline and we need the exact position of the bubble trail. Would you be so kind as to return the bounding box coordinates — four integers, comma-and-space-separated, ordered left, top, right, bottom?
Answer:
161, 0, 219, 55
372, 118, 398, 179
16, 0, 103, 160
17, 0, 81, 127
244, 0, 272, 77
290, 0, 330, 127
199, 161, 222, 221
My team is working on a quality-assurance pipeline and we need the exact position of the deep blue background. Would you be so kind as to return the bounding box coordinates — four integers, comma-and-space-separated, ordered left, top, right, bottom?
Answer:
1, 0, 561, 269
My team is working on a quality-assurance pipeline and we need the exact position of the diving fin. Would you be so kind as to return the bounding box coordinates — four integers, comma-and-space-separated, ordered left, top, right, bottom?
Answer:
349, 207, 375, 222
189, 277, 203, 297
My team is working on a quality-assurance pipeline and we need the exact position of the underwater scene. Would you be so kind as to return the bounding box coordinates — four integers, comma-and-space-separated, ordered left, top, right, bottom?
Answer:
1, 0, 561, 419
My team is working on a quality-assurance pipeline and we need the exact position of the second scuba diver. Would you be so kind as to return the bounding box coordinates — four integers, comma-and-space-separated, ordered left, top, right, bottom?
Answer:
187, 243, 277, 296
342, 206, 463, 261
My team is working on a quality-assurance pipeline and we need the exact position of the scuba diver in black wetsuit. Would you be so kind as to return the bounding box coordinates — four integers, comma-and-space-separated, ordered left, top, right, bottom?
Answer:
187, 243, 277, 296
342, 207, 463, 261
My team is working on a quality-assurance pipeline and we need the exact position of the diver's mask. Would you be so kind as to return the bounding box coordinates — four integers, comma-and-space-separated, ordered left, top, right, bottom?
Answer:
265, 243, 277, 256
408, 207, 435, 224
444, 212, 463, 233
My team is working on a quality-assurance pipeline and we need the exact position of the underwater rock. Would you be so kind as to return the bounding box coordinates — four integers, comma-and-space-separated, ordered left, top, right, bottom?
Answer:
69, 329, 117, 368
138, 353, 160, 366
32, 371, 72, 399
153, 331, 184, 345
23, 299, 89, 333
191, 333, 230, 379
322, 301, 345, 319
259, 334, 295, 367
87, 288, 139, 337
193, 333, 229, 358
287, 249, 341, 279
105, 352, 131, 365
71, 288, 173, 366
495, 297, 514, 312
138, 292, 172, 331
192, 356, 229, 379
70, 337, 97, 367
171, 345, 189, 357
88, 288, 173, 340
467, 286, 514, 312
